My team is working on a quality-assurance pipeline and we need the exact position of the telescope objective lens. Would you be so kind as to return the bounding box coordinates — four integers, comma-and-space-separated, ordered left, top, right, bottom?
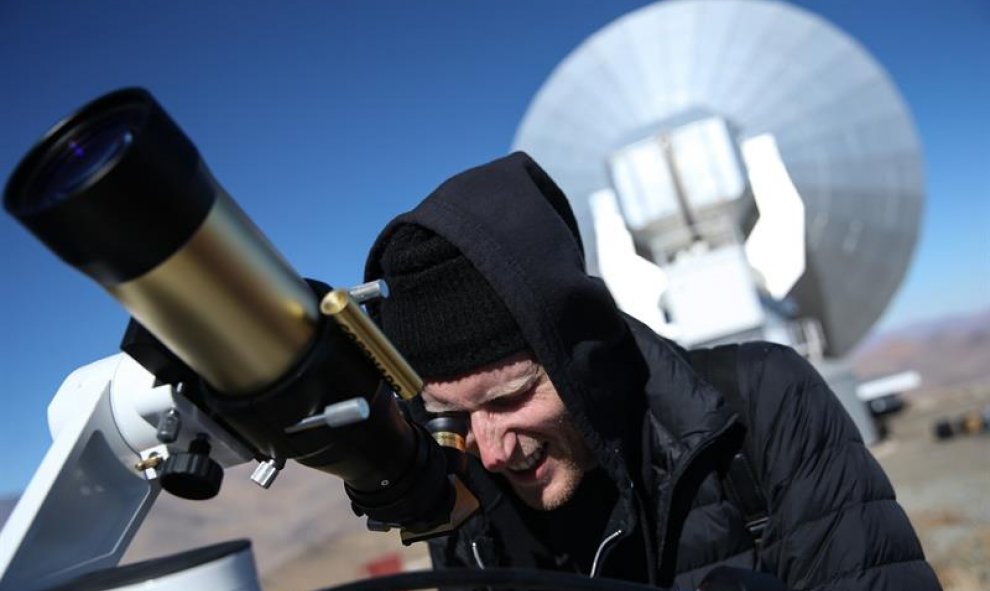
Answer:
3, 88, 319, 394
22, 107, 143, 214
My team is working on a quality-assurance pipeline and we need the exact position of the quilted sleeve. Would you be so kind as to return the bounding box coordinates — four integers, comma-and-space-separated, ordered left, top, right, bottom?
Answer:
740, 343, 942, 591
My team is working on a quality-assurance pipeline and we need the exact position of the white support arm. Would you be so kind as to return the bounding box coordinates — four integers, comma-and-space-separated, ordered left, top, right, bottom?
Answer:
0, 354, 252, 591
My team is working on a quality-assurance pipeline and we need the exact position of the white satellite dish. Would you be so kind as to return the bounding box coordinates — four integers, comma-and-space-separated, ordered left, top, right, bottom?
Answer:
513, 0, 923, 357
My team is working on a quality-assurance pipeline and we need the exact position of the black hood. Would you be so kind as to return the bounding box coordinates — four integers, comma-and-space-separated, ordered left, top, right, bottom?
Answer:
365, 152, 650, 487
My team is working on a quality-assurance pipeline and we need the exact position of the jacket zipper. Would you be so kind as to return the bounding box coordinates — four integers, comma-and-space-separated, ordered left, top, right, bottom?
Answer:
590, 529, 624, 577
655, 418, 739, 576
471, 540, 487, 569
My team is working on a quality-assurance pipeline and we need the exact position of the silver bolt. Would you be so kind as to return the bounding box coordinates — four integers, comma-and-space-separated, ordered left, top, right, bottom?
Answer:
348, 279, 390, 304
284, 398, 371, 434
380, 479, 390, 487
251, 459, 280, 489
323, 398, 371, 428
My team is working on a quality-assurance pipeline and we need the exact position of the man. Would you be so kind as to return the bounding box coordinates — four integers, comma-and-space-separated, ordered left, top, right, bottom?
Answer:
364, 152, 941, 590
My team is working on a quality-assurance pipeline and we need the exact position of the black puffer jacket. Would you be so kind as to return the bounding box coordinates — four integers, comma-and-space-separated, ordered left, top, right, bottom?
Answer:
365, 152, 941, 590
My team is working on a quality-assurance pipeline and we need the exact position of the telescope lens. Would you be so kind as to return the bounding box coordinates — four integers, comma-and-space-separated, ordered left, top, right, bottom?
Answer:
27, 108, 142, 212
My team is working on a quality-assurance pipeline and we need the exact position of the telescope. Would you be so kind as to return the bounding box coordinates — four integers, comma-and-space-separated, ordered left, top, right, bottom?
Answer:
0, 89, 787, 591
0, 88, 477, 590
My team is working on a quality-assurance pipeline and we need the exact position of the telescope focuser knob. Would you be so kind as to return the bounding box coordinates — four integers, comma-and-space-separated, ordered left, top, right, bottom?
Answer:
159, 435, 223, 500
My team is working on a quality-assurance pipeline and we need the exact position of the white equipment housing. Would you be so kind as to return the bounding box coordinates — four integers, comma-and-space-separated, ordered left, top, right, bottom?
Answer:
0, 354, 257, 591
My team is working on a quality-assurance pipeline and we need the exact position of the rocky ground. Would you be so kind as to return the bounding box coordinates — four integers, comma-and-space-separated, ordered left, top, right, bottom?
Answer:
872, 384, 990, 591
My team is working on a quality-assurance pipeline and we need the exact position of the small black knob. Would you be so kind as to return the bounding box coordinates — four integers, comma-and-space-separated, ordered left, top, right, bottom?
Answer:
156, 408, 181, 444
159, 436, 223, 500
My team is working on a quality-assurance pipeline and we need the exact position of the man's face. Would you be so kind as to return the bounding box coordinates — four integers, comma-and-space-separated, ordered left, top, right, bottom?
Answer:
422, 352, 597, 510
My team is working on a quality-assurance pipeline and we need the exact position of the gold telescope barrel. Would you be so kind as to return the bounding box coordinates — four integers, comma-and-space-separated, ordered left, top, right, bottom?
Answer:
108, 188, 319, 394
3, 88, 318, 395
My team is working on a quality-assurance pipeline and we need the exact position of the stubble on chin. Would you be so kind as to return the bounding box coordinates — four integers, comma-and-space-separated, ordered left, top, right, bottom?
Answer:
516, 458, 587, 511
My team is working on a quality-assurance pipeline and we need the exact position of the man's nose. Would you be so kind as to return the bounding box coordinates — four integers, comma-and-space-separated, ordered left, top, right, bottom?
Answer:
471, 412, 512, 472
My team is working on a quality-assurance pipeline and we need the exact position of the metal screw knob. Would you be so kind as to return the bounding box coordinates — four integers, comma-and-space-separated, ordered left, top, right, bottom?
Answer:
251, 459, 281, 489
348, 279, 389, 304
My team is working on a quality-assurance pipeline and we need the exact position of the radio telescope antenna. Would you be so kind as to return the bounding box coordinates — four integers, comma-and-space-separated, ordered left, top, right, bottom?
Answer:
513, 0, 923, 358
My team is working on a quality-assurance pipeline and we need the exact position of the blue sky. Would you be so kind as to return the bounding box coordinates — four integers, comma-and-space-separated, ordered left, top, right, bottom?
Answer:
0, 0, 987, 495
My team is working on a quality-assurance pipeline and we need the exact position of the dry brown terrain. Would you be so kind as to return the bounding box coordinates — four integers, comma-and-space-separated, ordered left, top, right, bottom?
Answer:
853, 308, 990, 393
124, 462, 420, 588
872, 385, 990, 591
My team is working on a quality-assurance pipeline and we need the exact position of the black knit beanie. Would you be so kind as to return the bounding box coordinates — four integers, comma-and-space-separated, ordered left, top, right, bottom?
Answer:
375, 224, 528, 380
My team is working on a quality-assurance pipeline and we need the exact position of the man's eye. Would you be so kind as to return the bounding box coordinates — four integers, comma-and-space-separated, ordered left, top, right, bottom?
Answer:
488, 397, 516, 411
488, 397, 517, 410
488, 389, 531, 411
